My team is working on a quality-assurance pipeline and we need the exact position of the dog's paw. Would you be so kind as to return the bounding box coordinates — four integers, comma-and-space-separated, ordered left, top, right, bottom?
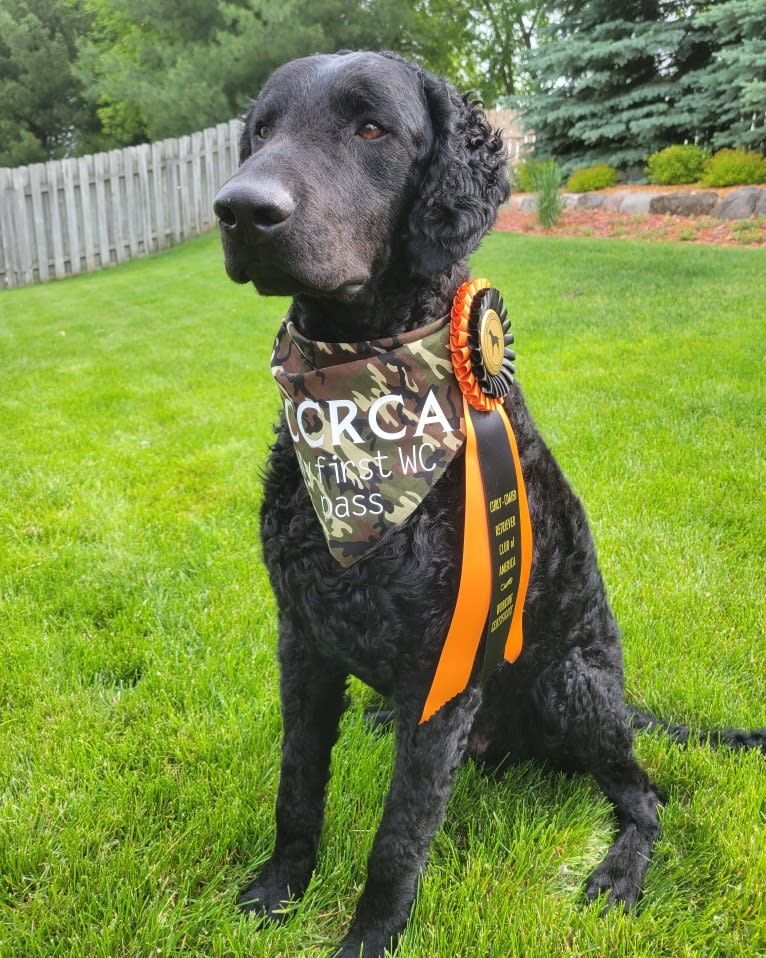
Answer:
237, 852, 315, 922
584, 863, 639, 914
237, 875, 295, 922
332, 927, 396, 958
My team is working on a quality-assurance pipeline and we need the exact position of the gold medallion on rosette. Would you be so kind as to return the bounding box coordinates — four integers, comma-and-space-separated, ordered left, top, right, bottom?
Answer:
449, 278, 515, 410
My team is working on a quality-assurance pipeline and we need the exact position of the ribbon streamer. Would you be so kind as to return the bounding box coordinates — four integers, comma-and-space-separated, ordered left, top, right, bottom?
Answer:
420, 282, 532, 724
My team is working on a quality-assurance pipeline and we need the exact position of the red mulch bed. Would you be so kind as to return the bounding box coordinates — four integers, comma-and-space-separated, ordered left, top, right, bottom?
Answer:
496, 189, 766, 248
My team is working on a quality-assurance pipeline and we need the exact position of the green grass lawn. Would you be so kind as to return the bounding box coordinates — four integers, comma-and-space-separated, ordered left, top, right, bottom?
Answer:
1, 231, 764, 957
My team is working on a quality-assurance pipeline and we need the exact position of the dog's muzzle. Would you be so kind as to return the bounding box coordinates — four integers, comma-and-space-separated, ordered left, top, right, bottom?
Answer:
213, 167, 368, 298
213, 171, 299, 286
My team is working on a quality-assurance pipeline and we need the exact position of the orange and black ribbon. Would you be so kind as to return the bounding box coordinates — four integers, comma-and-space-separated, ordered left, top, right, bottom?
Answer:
420, 279, 533, 724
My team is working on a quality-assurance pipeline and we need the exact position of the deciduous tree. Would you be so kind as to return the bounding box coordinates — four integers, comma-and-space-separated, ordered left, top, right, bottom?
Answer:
76, 0, 421, 146
412, 0, 550, 104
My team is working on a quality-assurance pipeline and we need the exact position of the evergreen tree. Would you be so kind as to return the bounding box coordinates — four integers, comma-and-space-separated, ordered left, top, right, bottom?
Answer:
682, 0, 766, 150
521, 0, 715, 171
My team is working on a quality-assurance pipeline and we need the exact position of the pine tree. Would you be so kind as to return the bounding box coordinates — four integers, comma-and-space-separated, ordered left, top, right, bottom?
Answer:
521, 0, 715, 171
681, 0, 766, 150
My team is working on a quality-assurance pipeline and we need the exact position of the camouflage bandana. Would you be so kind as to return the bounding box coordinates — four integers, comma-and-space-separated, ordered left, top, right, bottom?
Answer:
271, 315, 466, 566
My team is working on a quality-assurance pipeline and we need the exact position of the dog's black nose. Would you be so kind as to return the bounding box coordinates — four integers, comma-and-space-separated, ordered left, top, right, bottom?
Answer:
213, 177, 296, 237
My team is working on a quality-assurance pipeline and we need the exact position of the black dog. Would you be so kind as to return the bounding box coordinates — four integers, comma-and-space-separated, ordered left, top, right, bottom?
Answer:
213, 51, 764, 958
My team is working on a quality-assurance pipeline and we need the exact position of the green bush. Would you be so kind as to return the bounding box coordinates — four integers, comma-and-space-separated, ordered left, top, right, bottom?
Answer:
700, 148, 766, 187
532, 160, 565, 228
646, 145, 710, 185
566, 163, 619, 192
511, 156, 540, 193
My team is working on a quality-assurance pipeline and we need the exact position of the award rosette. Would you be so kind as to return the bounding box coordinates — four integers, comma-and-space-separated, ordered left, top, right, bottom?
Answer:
420, 279, 532, 724
450, 281, 516, 410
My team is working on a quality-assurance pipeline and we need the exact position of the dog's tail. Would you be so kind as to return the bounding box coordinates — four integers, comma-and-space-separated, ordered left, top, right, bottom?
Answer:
628, 706, 766, 755
368, 703, 765, 755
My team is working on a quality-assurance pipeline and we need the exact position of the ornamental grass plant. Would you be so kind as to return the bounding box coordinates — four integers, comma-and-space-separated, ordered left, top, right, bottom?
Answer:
531, 159, 565, 228
1, 231, 764, 958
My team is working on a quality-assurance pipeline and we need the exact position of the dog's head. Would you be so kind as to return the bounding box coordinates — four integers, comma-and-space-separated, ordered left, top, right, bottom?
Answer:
214, 51, 509, 301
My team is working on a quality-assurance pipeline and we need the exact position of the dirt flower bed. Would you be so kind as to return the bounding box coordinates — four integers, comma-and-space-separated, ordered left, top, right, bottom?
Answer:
496, 206, 766, 247
496, 192, 766, 247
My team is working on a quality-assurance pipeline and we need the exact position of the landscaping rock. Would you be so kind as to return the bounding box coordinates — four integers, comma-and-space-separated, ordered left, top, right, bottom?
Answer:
602, 192, 629, 212
576, 193, 606, 210
506, 185, 766, 222
649, 192, 718, 216
712, 187, 764, 220
619, 193, 660, 214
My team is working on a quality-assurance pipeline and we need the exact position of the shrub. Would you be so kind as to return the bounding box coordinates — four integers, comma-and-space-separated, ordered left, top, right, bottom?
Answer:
532, 160, 565, 228
566, 163, 619, 192
700, 148, 766, 187
646, 145, 710, 185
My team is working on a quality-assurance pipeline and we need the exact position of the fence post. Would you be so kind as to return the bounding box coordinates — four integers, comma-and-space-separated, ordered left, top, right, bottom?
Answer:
0, 167, 16, 287
11, 167, 34, 286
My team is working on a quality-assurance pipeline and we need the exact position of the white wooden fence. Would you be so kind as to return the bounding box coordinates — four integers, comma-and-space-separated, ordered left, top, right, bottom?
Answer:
0, 119, 242, 289
0, 110, 533, 290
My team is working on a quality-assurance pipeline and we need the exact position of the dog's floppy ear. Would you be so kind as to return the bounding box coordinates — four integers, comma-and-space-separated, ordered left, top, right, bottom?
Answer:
406, 74, 510, 277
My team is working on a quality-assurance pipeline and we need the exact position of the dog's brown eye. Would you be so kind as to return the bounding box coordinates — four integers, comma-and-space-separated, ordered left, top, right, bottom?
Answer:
358, 122, 385, 141
255, 123, 270, 140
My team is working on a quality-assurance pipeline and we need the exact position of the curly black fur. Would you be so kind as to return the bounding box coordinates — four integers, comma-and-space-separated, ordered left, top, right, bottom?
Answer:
213, 50, 764, 958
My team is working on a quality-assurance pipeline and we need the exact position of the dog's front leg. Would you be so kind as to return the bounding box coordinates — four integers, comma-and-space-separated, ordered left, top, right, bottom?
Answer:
336, 687, 482, 958
239, 623, 348, 919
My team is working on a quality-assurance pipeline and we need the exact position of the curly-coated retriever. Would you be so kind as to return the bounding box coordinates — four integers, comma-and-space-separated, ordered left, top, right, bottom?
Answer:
213, 50, 764, 958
